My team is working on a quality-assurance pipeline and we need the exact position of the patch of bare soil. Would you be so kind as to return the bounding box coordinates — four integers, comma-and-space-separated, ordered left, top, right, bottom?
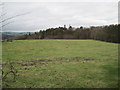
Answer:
3, 57, 95, 67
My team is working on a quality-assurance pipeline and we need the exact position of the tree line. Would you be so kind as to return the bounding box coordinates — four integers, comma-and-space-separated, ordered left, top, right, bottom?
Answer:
14, 24, 119, 43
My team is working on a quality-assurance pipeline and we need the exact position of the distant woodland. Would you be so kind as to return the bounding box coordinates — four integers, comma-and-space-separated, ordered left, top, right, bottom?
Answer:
3, 24, 120, 43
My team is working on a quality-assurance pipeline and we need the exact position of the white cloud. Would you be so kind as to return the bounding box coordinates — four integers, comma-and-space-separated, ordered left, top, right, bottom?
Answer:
2, 2, 118, 32
1, 0, 119, 2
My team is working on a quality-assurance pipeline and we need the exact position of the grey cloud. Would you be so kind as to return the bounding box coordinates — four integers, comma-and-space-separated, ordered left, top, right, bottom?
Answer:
2, 2, 118, 32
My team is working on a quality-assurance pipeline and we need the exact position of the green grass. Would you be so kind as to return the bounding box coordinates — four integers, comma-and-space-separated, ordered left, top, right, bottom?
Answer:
2, 40, 119, 88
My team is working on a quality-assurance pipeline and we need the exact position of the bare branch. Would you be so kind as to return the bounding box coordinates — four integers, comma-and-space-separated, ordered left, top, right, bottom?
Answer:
1, 21, 14, 28
0, 2, 31, 30
0, 12, 7, 18
0, 12, 31, 23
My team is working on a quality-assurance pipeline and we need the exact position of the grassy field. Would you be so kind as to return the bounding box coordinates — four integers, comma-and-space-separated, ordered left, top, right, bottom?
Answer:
2, 40, 118, 88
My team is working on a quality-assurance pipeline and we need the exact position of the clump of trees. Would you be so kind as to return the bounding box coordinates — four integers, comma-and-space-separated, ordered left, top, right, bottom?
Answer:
15, 24, 120, 43
90, 24, 119, 43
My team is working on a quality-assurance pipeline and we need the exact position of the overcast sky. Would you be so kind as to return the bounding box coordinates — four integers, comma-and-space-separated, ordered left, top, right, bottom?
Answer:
1, 1, 118, 32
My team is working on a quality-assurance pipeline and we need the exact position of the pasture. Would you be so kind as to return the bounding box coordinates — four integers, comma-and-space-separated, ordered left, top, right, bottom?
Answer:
2, 40, 118, 88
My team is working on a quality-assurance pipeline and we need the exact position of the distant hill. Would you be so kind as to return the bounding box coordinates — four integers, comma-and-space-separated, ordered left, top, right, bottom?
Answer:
1, 32, 34, 40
